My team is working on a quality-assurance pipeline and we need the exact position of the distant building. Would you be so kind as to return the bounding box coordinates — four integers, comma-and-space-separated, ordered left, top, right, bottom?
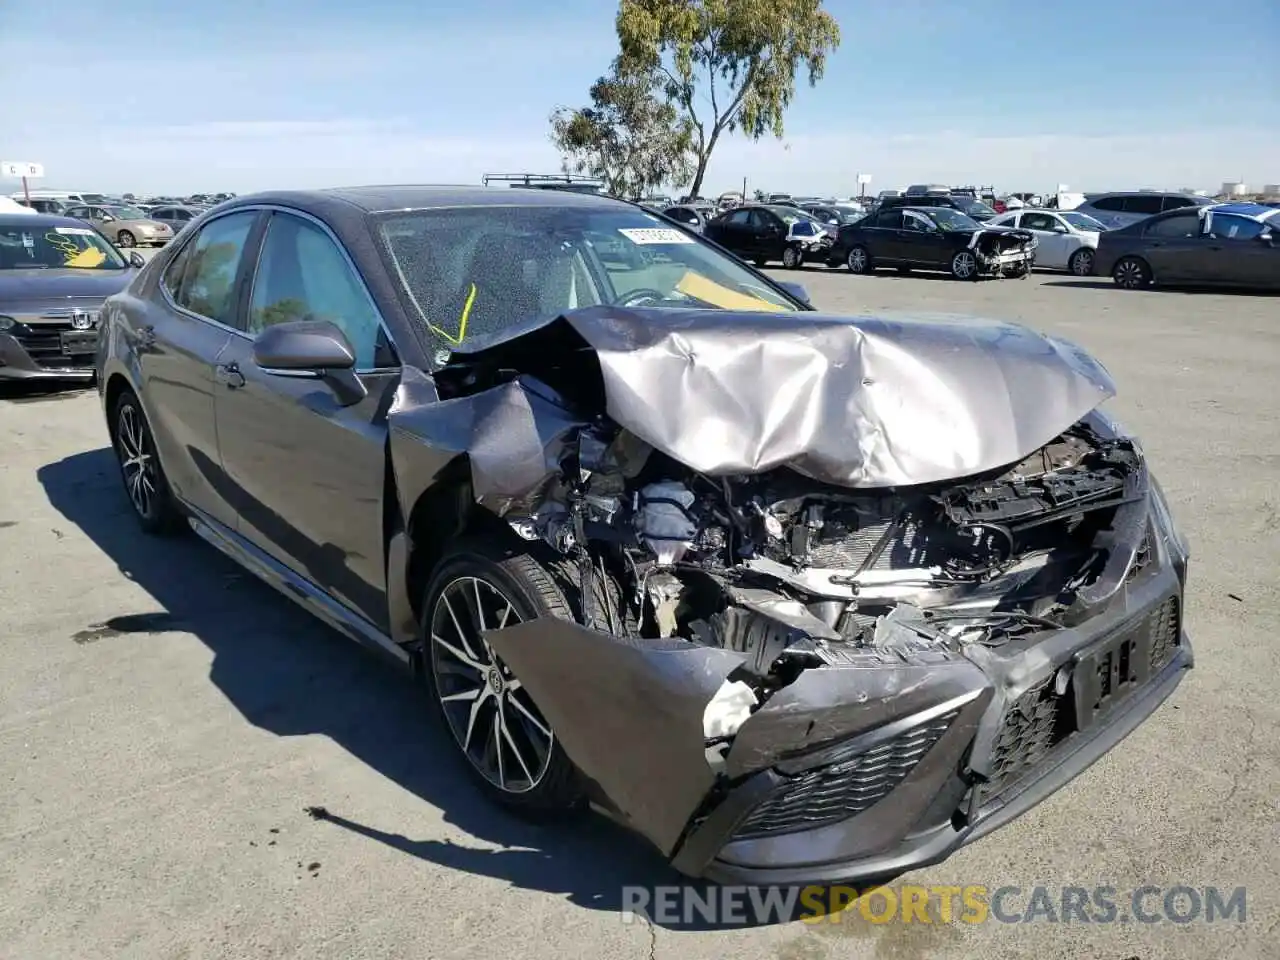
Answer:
1220, 181, 1248, 197
1263, 184, 1280, 197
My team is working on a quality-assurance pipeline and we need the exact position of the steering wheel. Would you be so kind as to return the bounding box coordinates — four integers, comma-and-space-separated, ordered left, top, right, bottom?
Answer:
617, 288, 669, 307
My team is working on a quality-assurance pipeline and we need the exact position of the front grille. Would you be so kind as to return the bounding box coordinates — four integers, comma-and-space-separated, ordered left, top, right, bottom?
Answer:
732, 709, 959, 840
11, 321, 98, 368
1148, 596, 1180, 671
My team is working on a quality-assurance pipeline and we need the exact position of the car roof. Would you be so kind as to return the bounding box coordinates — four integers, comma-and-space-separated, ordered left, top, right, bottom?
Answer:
1207, 202, 1279, 221
0, 212, 100, 229
1086, 191, 1210, 200
223, 185, 630, 216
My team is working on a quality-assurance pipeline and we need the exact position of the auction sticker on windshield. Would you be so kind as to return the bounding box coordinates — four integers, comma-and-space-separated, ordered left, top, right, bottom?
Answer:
619, 228, 694, 245
54, 227, 96, 235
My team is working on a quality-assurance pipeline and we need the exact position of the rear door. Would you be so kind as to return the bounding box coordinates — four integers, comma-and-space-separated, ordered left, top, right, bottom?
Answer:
1139, 212, 1206, 281
863, 209, 906, 262
138, 209, 264, 529
213, 209, 398, 629
748, 208, 786, 261
705, 208, 752, 256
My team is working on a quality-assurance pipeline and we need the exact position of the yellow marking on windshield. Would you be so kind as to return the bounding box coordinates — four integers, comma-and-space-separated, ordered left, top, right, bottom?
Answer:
45, 231, 107, 267
64, 246, 106, 268
675, 271, 789, 313
427, 282, 476, 345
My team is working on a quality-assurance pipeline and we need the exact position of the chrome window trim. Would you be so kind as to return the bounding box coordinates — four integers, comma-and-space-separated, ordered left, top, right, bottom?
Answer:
157, 203, 401, 375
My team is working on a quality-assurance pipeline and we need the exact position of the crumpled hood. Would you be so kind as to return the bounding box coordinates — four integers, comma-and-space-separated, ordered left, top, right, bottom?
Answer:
441, 306, 1116, 489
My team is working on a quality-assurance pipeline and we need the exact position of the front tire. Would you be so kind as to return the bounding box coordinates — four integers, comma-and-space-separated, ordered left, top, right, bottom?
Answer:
116, 230, 136, 248
781, 244, 803, 269
422, 540, 585, 815
846, 245, 872, 274
1068, 247, 1094, 276
1112, 256, 1150, 289
110, 389, 183, 534
950, 249, 979, 280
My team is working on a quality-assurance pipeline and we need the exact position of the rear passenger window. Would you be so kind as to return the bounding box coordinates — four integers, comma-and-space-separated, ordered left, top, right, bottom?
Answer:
1161, 196, 1197, 212
169, 211, 257, 325
1124, 195, 1165, 216
1089, 196, 1125, 212
1144, 213, 1201, 238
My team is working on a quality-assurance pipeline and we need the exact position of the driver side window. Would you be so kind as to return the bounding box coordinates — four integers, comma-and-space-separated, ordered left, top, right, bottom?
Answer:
247, 213, 394, 370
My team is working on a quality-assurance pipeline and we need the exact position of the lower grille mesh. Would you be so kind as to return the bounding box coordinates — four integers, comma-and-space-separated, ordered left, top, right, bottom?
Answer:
732, 710, 959, 840
1148, 596, 1180, 670
979, 679, 1066, 805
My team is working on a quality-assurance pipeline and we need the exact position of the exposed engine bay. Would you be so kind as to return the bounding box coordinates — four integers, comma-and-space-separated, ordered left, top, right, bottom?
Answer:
412, 306, 1148, 751
969, 228, 1037, 275
482, 401, 1143, 735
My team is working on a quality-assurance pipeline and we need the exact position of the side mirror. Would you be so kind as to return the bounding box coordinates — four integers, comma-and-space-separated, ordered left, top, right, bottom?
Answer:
777, 280, 811, 305
101, 215, 115, 223
1259, 230, 1274, 245
251, 319, 367, 406
129, 252, 146, 268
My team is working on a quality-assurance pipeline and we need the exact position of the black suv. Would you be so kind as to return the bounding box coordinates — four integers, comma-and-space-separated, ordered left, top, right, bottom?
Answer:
879, 193, 998, 222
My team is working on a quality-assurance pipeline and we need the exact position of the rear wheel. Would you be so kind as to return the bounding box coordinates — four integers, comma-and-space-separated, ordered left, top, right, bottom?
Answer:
110, 389, 183, 534
950, 249, 979, 280
1068, 247, 1094, 276
422, 540, 585, 815
116, 230, 136, 248
752, 257, 768, 268
1112, 256, 1151, 289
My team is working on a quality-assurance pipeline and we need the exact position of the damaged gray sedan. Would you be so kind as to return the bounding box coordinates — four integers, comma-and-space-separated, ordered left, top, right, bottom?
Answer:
96, 186, 1192, 886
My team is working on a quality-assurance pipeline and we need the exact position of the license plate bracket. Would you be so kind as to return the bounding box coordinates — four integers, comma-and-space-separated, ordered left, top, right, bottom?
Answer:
60, 330, 99, 355
1072, 618, 1154, 730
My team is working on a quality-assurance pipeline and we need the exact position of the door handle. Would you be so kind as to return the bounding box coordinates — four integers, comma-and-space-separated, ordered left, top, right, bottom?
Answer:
215, 362, 245, 388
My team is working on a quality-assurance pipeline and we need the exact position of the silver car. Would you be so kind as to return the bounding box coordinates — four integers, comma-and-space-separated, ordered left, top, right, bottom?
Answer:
1074, 192, 1215, 231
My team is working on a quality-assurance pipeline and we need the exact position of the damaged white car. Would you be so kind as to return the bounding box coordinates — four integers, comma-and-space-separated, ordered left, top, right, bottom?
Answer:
97, 187, 1191, 886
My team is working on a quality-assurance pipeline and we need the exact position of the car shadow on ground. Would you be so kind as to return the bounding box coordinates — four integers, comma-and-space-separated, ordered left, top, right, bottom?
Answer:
1041, 279, 1279, 296
0, 381, 94, 404
37, 447, 823, 930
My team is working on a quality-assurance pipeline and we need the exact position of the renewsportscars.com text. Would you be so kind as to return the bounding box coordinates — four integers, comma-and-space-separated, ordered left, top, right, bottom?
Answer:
620, 884, 1247, 927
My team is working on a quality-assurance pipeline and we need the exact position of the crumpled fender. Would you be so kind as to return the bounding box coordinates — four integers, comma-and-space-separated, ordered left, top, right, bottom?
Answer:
483, 619, 745, 856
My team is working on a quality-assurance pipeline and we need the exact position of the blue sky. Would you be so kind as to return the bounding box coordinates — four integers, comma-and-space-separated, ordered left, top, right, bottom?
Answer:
2, 0, 1276, 196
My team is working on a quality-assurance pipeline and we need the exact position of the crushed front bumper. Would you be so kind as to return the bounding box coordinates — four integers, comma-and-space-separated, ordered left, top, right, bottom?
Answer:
675, 530, 1190, 886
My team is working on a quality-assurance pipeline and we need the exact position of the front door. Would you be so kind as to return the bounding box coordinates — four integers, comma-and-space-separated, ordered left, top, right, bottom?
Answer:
897, 210, 949, 266
1020, 211, 1071, 268
1202, 213, 1277, 287
213, 210, 397, 630
137, 209, 263, 530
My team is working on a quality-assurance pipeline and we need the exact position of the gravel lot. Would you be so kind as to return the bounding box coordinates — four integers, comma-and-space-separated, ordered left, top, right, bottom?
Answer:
2, 268, 1276, 960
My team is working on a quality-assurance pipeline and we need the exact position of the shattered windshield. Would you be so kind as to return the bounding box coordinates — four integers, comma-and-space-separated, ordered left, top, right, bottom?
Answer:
376, 205, 800, 352
0, 219, 127, 270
